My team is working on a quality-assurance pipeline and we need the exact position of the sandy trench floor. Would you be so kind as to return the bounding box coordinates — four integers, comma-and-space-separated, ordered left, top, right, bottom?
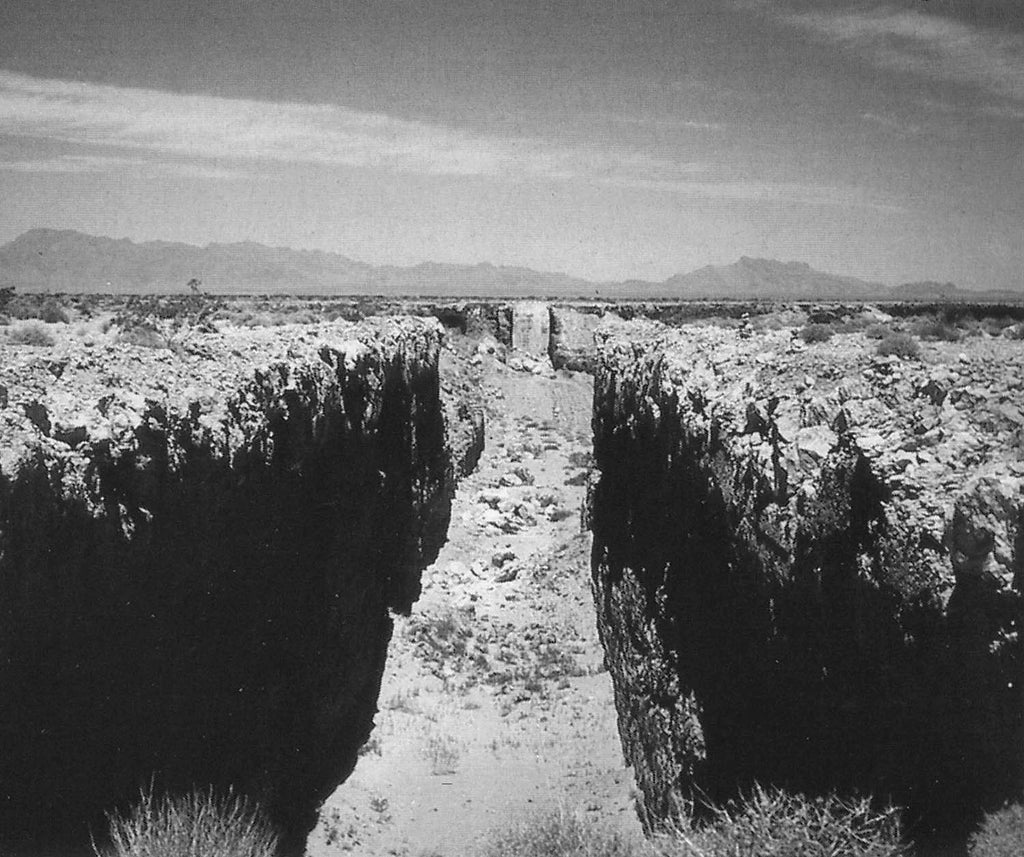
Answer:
305, 356, 644, 857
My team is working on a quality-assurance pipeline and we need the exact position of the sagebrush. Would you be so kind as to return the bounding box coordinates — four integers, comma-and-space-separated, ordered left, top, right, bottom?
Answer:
94, 786, 278, 857
667, 786, 907, 857
876, 332, 920, 359
7, 321, 56, 347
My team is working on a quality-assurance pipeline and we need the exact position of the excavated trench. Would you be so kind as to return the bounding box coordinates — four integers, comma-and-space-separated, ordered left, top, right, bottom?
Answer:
3, 300, 1020, 854
0, 319, 479, 854
588, 324, 1022, 848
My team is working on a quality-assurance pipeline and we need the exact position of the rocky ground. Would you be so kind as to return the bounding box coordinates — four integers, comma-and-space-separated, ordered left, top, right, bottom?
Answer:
589, 321, 1023, 848
305, 340, 644, 857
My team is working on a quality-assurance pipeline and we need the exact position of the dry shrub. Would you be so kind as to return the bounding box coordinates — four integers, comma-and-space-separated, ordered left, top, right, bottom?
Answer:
482, 810, 636, 857
910, 316, 961, 342
117, 324, 168, 349
39, 298, 70, 323
864, 323, 893, 340
669, 786, 907, 857
968, 802, 1024, 857
876, 332, 920, 359
94, 787, 278, 857
7, 321, 56, 347
799, 323, 834, 344
422, 732, 461, 775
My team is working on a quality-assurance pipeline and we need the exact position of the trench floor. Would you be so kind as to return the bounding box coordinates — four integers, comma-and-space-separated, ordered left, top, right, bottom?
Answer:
306, 356, 643, 856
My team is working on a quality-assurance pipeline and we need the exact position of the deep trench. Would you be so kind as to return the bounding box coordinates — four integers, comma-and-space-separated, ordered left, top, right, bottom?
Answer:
0, 340, 452, 855
1, 306, 1020, 855
437, 305, 1021, 849
588, 352, 1022, 852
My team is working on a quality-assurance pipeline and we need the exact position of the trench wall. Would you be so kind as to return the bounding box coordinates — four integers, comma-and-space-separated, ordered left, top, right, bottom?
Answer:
590, 325, 1022, 844
0, 320, 456, 852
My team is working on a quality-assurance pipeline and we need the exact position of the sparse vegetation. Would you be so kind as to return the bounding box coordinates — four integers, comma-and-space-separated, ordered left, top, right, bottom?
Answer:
980, 316, 1017, 337
548, 506, 576, 522
422, 732, 461, 775
666, 787, 907, 857
567, 450, 593, 469
407, 607, 473, 664
319, 806, 358, 848
358, 734, 383, 757
7, 321, 56, 347
565, 470, 590, 487
876, 332, 920, 359
482, 809, 636, 857
864, 323, 893, 340
112, 291, 224, 348
39, 298, 70, 323
968, 802, 1024, 857
368, 794, 391, 819
383, 688, 420, 713
480, 790, 907, 857
910, 316, 961, 342
117, 323, 168, 349
94, 786, 278, 857
4, 293, 71, 323
799, 322, 834, 344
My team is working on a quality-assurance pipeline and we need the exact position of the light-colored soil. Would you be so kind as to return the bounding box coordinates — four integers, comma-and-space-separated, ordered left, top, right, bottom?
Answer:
305, 351, 644, 857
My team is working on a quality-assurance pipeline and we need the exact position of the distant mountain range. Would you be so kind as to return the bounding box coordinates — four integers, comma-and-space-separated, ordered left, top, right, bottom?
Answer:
1, 228, 1020, 301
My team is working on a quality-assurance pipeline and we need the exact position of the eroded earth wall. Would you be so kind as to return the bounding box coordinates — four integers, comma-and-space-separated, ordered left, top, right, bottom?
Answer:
0, 319, 456, 852
511, 301, 551, 358
590, 324, 1022, 843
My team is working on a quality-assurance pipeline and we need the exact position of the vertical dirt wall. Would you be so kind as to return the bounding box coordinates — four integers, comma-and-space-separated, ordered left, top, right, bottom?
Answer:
511, 301, 551, 358
590, 325, 1022, 845
0, 320, 456, 853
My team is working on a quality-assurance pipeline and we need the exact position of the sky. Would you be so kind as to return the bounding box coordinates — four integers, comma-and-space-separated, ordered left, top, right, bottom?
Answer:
0, 0, 1021, 287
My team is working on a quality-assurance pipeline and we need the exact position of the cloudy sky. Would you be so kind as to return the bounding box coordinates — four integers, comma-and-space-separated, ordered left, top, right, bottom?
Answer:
0, 0, 1021, 286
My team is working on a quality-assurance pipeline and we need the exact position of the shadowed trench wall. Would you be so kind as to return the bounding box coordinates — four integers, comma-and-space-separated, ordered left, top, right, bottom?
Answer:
0, 320, 456, 853
589, 326, 1022, 848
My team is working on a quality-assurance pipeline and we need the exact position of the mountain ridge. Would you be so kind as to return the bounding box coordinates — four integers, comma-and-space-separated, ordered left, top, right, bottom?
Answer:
1, 228, 1019, 300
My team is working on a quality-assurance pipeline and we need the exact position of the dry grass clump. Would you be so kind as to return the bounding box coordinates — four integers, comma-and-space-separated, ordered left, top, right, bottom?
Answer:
94, 786, 278, 857
482, 810, 636, 857
408, 606, 473, 662
968, 802, 1024, 857
117, 323, 168, 349
7, 321, 56, 347
864, 323, 893, 340
5, 294, 71, 323
909, 316, 961, 342
876, 332, 920, 359
798, 323, 835, 344
666, 787, 907, 857
483, 790, 905, 857
422, 732, 461, 775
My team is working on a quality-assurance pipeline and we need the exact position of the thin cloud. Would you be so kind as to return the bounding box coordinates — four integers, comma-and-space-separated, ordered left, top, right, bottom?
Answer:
0, 70, 700, 185
601, 176, 903, 211
0, 70, 890, 208
0, 153, 247, 179
768, 3, 1024, 106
